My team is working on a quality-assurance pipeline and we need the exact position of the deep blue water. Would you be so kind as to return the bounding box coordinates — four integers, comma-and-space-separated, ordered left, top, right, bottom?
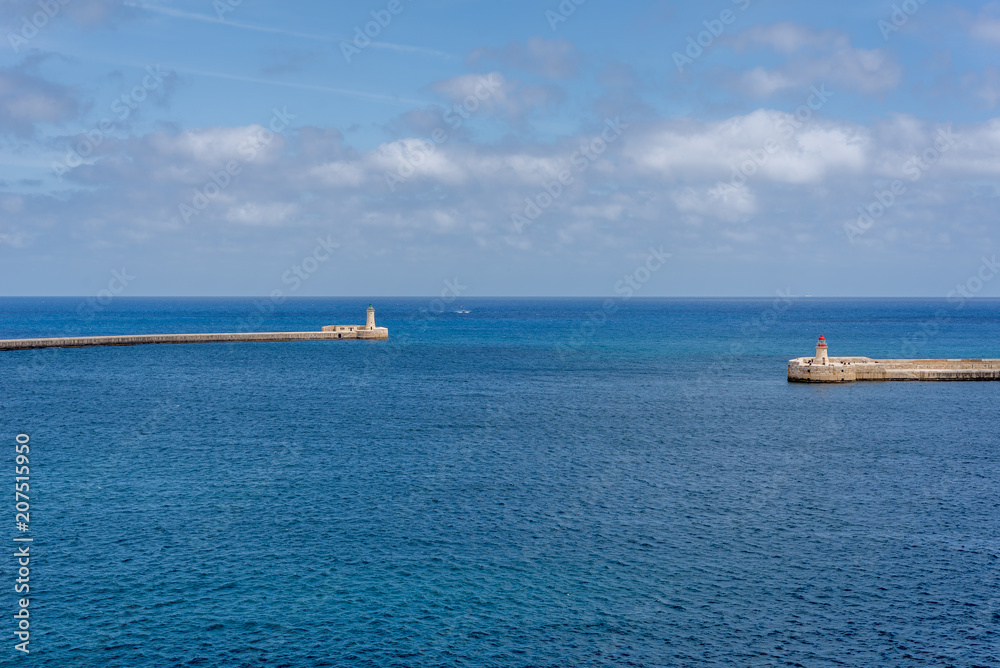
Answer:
2, 297, 999, 667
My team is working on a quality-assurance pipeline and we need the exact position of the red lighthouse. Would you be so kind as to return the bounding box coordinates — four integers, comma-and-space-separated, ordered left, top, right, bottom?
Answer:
815, 335, 829, 363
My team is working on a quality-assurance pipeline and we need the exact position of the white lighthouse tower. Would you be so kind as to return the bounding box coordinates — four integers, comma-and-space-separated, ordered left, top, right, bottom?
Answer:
321, 305, 388, 339
815, 334, 829, 364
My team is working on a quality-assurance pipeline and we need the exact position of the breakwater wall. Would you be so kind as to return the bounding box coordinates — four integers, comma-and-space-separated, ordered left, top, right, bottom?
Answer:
0, 306, 390, 351
0, 331, 375, 351
788, 356, 1000, 383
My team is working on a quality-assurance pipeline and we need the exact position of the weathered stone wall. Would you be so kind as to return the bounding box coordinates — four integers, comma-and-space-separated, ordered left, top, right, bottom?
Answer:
356, 327, 389, 340
787, 358, 857, 382
319, 325, 389, 340
0, 329, 387, 351
0, 307, 391, 350
788, 356, 1000, 382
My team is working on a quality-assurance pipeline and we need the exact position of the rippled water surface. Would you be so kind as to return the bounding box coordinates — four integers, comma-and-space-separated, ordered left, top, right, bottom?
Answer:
2, 298, 999, 667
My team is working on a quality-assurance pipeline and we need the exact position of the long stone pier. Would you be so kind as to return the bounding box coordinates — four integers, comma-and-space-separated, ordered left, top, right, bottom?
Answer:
0, 331, 360, 351
788, 336, 1000, 382
0, 306, 389, 351
788, 356, 1000, 382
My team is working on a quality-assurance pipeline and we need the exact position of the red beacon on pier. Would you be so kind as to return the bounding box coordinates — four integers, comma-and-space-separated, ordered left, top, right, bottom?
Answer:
815, 335, 829, 364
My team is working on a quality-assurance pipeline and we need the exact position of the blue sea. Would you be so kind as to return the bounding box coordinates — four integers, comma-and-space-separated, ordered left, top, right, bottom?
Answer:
2, 297, 999, 667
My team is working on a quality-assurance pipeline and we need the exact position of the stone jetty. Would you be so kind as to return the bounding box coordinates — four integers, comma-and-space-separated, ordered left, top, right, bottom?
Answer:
788, 335, 1000, 382
0, 305, 388, 351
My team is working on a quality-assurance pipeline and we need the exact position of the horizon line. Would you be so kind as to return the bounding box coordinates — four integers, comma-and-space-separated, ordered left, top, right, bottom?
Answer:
0, 296, 996, 301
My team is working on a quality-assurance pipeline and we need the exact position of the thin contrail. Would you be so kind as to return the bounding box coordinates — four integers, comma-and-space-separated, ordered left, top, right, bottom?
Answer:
126, 1, 451, 58
125, 1, 335, 40
172, 66, 426, 105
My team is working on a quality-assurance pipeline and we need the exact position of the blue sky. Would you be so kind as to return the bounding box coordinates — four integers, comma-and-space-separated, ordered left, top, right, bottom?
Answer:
1, 0, 999, 296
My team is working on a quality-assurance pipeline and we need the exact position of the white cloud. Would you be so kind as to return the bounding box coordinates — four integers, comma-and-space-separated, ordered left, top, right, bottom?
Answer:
148, 126, 284, 165
310, 162, 368, 188
970, 3, 1000, 44
672, 185, 758, 222
13, 109, 1000, 280
0, 230, 30, 247
729, 22, 839, 54
371, 138, 470, 185
729, 23, 901, 96
429, 72, 563, 119
741, 46, 900, 96
224, 202, 298, 226
741, 68, 795, 97
623, 110, 868, 184
974, 67, 1000, 108
467, 37, 581, 79
0, 67, 78, 136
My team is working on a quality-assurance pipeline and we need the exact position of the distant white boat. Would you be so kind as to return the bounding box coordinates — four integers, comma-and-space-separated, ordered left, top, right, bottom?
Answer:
455, 307, 470, 314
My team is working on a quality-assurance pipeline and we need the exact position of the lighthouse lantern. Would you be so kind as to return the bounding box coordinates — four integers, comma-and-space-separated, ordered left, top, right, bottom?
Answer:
815, 335, 829, 364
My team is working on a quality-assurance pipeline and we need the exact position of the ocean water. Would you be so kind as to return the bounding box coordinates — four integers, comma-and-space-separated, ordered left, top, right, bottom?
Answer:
2, 297, 999, 667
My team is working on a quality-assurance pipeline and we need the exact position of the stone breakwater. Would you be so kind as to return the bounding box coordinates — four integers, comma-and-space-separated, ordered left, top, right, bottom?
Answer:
788, 357, 1000, 383
0, 330, 388, 351
0, 306, 390, 351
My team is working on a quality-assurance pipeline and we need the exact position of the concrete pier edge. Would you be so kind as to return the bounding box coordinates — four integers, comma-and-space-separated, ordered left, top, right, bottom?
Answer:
788, 356, 1000, 382
0, 306, 389, 351
788, 335, 1000, 382
0, 330, 387, 351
